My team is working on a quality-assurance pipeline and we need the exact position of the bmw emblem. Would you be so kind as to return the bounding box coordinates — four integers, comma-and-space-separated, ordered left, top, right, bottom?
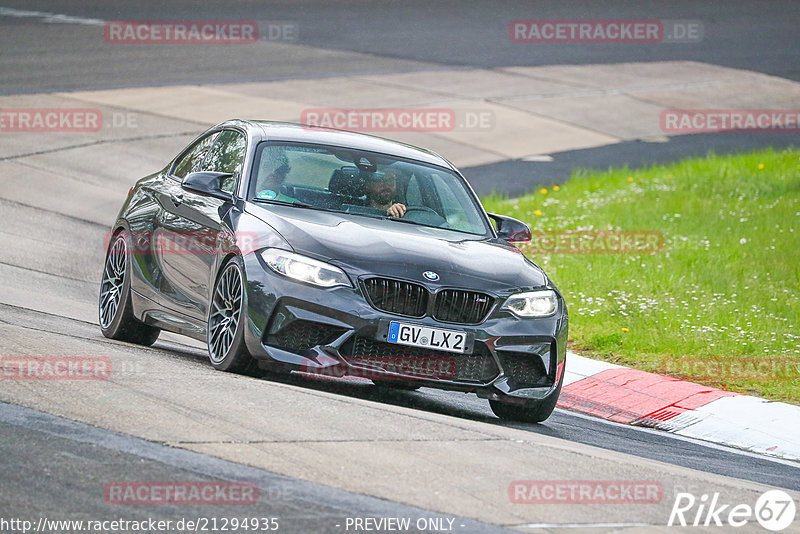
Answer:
423, 271, 439, 281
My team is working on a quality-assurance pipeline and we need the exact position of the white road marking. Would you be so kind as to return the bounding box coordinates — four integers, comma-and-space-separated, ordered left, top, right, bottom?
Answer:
556, 407, 800, 468
0, 6, 104, 26
674, 395, 800, 461
515, 522, 653, 529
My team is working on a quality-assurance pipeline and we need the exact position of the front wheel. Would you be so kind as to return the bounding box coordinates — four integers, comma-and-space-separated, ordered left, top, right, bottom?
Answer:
99, 231, 160, 345
207, 257, 259, 375
489, 374, 563, 423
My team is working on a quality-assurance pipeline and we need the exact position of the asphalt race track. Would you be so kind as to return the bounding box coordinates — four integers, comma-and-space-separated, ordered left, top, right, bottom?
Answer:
1, 2, 799, 533
2, 0, 799, 93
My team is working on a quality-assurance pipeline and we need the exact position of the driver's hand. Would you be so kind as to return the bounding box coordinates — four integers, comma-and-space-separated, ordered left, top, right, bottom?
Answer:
387, 203, 407, 218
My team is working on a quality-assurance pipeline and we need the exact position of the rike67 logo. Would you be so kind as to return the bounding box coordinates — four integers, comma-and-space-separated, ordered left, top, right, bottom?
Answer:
669, 490, 796, 531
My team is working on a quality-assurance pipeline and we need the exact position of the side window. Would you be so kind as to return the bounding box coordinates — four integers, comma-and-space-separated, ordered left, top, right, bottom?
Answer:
431, 174, 458, 211
172, 133, 219, 179
430, 173, 481, 233
203, 130, 246, 193
405, 175, 423, 206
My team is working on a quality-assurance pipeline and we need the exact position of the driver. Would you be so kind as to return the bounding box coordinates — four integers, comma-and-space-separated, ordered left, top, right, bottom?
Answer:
365, 167, 406, 217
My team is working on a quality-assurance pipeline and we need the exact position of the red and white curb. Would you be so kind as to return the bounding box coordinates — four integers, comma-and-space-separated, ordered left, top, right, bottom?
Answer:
559, 352, 800, 461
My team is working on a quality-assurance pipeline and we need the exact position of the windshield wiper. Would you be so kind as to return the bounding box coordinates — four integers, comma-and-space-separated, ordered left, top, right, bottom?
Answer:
251, 198, 349, 215
251, 198, 315, 209
383, 216, 430, 228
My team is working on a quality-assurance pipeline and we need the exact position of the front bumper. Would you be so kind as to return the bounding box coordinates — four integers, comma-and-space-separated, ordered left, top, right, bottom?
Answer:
241, 254, 568, 401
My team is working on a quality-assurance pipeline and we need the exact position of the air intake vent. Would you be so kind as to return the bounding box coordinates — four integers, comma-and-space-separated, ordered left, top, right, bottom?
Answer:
342, 337, 499, 383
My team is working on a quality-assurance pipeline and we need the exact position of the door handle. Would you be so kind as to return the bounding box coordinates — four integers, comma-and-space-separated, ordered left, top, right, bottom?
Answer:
170, 193, 184, 206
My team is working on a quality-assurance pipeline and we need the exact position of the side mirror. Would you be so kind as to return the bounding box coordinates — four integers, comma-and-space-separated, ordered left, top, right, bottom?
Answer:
182, 171, 234, 201
488, 213, 532, 243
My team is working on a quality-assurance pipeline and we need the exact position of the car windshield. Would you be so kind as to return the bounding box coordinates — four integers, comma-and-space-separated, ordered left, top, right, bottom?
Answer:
249, 141, 490, 236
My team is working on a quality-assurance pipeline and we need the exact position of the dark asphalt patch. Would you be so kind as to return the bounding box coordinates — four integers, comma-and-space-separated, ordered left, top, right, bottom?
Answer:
463, 132, 799, 197
0, 401, 514, 534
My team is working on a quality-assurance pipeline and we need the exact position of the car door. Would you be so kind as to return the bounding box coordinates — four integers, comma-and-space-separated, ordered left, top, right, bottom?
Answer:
156, 129, 246, 321
153, 131, 218, 319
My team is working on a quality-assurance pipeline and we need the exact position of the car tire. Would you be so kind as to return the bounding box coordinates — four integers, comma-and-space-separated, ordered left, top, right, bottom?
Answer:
99, 231, 161, 346
207, 257, 260, 376
489, 372, 563, 423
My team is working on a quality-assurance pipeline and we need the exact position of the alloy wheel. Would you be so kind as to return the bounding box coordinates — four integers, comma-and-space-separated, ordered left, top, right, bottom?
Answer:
99, 235, 126, 329
208, 263, 243, 363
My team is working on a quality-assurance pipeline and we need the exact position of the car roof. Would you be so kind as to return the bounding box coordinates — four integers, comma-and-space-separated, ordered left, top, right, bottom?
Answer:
219, 119, 456, 170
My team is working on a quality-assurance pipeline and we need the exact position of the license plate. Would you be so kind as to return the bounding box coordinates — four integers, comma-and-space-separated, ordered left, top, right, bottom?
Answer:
387, 321, 469, 354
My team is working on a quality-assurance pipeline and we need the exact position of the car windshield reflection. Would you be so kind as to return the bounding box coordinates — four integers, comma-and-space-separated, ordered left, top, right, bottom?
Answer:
249, 142, 490, 236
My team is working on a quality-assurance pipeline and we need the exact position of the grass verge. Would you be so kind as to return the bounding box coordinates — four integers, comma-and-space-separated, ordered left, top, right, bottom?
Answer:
482, 147, 800, 404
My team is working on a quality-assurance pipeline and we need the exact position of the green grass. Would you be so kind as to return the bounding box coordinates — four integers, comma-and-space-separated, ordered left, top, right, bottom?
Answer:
482, 148, 800, 403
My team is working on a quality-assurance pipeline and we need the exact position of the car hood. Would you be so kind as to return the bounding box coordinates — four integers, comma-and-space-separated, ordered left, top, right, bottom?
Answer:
246, 203, 548, 292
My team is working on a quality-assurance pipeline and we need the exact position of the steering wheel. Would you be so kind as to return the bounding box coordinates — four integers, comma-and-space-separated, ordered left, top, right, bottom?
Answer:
401, 206, 447, 226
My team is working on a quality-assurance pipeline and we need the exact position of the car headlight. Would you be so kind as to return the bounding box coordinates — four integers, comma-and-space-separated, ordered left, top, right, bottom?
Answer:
503, 290, 558, 317
261, 249, 352, 288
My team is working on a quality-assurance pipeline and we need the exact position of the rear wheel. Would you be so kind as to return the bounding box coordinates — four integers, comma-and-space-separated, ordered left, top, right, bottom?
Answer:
207, 258, 259, 375
99, 231, 160, 345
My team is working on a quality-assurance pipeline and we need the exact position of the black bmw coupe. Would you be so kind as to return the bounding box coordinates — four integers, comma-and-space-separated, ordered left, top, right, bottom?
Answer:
100, 120, 568, 422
